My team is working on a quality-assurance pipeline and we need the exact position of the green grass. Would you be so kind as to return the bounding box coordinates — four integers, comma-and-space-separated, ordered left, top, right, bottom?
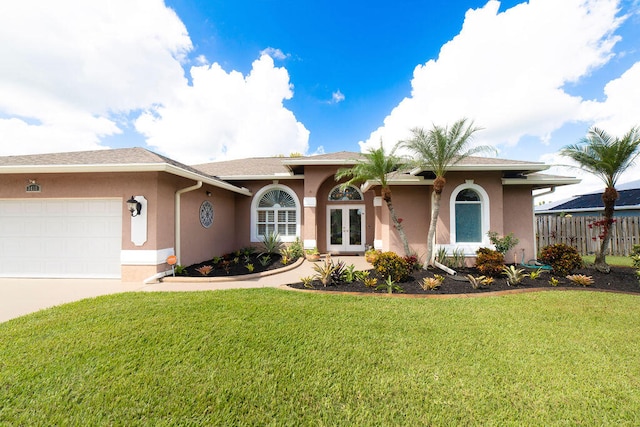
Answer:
2, 289, 640, 425
582, 255, 634, 267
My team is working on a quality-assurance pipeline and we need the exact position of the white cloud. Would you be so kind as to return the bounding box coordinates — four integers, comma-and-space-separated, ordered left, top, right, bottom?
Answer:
330, 90, 345, 104
0, 2, 308, 162
135, 55, 309, 163
581, 61, 640, 134
260, 47, 289, 61
360, 0, 625, 153
0, 0, 192, 155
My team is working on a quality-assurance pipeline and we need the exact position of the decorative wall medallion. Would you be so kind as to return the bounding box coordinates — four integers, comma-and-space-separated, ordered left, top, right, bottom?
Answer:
199, 200, 214, 228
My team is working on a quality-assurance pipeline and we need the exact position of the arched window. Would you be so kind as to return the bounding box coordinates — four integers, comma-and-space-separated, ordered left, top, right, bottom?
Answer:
455, 189, 482, 242
251, 185, 300, 242
449, 182, 490, 249
328, 185, 363, 201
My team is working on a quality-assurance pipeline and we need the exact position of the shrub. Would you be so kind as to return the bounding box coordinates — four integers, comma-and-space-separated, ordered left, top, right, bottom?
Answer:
631, 244, 640, 268
288, 238, 304, 259
372, 252, 411, 282
403, 254, 421, 271
631, 245, 640, 285
549, 277, 560, 287
365, 248, 381, 264
539, 243, 583, 276
475, 248, 505, 277
487, 231, 519, 255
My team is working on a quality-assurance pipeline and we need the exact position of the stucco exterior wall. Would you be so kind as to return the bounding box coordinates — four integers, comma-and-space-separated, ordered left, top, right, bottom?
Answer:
378, 185, 430, 258
502, 185, 536, 263
177, 184, 239, 267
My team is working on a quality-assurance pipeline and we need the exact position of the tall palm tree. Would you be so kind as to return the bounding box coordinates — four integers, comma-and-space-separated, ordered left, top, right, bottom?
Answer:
401, 118, 494, 268
561, 126, 640, 273
335, 142, 412, 256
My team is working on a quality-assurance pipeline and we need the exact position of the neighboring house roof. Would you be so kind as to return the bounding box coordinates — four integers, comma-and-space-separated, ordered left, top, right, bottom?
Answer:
0, 147, 252, 196
536, 181, 640, 214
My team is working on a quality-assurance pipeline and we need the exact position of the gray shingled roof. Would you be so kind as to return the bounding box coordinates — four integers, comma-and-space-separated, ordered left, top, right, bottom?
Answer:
195, 157, 293, 177
0, 147, 251, 195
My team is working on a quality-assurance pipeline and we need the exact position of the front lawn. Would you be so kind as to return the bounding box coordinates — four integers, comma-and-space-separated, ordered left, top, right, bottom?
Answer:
582, 254, 634, 267
1, 289, 639, 425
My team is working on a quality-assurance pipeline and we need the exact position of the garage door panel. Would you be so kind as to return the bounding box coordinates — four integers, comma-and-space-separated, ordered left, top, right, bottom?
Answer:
0, 199, 122, 278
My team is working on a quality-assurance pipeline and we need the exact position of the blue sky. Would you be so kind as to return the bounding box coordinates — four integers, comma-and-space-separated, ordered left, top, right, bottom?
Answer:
1, 0, 639, 201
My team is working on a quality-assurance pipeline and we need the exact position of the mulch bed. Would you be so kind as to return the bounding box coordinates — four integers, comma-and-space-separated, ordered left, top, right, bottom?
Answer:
288, 265, 640, 295
184, 253, 291, 277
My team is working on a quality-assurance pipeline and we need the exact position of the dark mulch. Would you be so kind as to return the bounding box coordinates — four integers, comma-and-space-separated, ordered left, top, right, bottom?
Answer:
184, 253, 294, 277
288, 265, 640, 295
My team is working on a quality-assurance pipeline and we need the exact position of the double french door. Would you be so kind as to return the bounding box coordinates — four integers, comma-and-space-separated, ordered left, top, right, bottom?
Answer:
326, 205, 365, 252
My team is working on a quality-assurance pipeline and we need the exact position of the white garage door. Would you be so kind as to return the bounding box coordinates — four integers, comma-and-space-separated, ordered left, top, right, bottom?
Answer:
0, 199, 122, 278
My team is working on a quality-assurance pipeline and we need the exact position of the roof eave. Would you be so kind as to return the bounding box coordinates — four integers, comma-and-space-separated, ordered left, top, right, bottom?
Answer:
282, 159, 360, 166
502, 177, 581, 187
0, 163, 252, 196
217, 174, 304, 181
411, 164, 549, 175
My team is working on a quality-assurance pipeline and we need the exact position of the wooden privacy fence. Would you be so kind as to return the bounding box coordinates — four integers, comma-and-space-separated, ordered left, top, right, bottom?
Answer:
536, 216, 640, 256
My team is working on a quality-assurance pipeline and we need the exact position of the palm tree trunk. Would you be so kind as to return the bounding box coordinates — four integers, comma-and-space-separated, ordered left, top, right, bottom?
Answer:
385, 198, 411, 256
595, 202, 615, 273
595, 187, 618, 273
423, 192, 442, 268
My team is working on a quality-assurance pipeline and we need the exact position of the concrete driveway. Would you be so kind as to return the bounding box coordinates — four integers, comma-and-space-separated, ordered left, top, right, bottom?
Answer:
0, 278, 145, 323
0, 256, 371, 323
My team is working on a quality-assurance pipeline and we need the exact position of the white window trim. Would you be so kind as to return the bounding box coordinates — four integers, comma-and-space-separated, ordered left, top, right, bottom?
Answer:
447, 182, 491, 255
251, 184, 301, 243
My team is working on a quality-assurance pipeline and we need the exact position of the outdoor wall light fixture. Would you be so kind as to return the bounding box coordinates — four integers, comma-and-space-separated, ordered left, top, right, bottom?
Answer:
126, 196, 142, 217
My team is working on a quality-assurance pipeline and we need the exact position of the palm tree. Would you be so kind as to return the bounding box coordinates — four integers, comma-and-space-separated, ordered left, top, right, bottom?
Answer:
335, 142, 412, 256
401, 118, 494, 268
561, 126, 640, 273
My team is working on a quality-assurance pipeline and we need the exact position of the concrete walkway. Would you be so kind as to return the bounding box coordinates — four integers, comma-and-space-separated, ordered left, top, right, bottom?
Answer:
0, 256, 370, 323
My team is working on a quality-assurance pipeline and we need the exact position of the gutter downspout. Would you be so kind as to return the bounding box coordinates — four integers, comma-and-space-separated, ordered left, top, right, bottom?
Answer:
175, 181, 203, 264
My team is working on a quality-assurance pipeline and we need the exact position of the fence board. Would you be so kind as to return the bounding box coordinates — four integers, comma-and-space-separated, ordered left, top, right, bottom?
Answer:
536, 216, 640, 256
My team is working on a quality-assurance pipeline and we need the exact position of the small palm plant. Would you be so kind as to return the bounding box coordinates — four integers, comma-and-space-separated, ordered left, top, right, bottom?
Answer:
420, 274, 444, 290
312, 257, 338, 287
376, 276, 404, 294
195, 265, 213, 276
502, 265, 529, 286
467, 274, 491, 290
566, 274, 594, 286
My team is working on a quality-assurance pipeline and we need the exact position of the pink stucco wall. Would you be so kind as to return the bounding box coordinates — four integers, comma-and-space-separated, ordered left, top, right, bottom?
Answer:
177, 185, 239, 267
